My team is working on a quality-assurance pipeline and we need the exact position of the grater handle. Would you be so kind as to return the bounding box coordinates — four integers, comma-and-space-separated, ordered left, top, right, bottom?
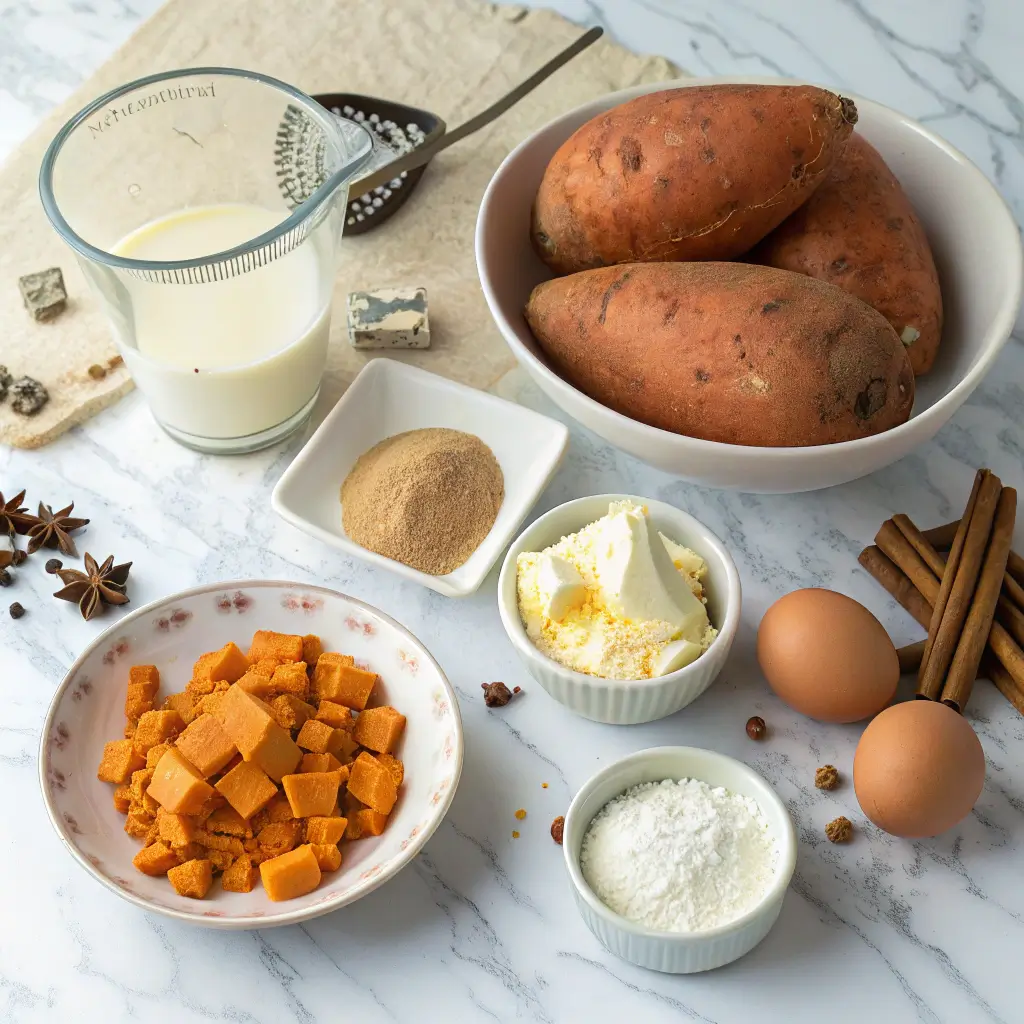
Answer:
352, 25, 604, 195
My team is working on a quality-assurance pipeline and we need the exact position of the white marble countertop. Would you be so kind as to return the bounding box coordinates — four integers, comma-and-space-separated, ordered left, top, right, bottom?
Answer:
2, 1, 1024, 1022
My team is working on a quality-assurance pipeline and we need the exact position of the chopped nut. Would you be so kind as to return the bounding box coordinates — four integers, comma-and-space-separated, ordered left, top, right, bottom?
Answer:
825, 816, 853, 843
9, 602, 24, 619
745, 715, 766, 740
481, 681, 513, 707
550, 816, 564, 845
815, 765, 840, 790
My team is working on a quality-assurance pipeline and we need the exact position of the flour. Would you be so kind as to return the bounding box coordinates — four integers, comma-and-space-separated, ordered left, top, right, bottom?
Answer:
580, 778, 778, 933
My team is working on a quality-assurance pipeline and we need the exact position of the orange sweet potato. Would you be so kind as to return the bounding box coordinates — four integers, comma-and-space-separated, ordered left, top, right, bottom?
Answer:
748, 133, 943, 375
524, 262, 914, 448
531, 84, 857, 275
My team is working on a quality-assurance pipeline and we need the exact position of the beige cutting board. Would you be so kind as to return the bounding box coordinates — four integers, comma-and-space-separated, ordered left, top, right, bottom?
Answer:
0, 0, 679, 449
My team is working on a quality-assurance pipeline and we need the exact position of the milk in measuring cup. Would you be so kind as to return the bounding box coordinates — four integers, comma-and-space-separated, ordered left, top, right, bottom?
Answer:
112, 203, 330, 441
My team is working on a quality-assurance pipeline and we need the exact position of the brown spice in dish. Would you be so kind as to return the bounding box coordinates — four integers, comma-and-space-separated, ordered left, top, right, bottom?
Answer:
341, 428, 504, 576
825, 816, 853, 843
550, 816, 564, 845
815, 765, 840, 790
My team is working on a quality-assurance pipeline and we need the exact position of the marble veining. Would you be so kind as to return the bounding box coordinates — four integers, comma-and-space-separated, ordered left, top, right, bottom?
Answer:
2, 1, 1024, 1022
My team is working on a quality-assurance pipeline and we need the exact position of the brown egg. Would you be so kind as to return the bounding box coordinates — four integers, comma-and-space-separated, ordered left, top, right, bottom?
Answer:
757, 588, 898, 722
854, 700, 985, 837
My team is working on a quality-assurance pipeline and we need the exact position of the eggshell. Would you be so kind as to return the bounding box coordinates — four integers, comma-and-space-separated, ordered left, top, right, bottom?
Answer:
756, 588, 898, 723
854, 700, 985, 838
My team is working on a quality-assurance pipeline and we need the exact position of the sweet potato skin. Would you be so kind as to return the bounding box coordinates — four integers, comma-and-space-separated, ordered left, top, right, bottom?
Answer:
531, 85, 857, 276
749, 133, 943, 375
524, 262, 914, 448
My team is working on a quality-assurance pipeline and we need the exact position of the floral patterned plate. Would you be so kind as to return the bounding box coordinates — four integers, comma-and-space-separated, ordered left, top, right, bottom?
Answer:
39, 580, 463, 929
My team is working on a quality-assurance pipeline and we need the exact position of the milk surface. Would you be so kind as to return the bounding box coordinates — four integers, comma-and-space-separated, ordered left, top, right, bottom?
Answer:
111, 203, 331, 440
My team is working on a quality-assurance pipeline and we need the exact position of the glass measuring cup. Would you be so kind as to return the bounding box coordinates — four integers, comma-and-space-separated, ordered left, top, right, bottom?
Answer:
39, 68, 384, 453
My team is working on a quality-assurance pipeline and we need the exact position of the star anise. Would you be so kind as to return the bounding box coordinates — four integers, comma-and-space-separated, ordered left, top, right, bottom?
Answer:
26, 501, 90, 556
53, 553, 131, 620
0, 490, 34, 538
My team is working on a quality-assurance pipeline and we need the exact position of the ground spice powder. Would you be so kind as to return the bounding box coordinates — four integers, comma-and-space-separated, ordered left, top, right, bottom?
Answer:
341, 427, 504, 575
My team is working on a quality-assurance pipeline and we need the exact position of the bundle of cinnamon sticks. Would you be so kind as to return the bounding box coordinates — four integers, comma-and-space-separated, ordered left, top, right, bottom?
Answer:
858, 469, 1022, 715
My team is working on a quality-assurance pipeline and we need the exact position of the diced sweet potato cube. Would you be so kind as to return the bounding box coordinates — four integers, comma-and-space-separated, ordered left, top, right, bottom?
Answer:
305, 816, 346, 846
196, 830, 245, 856
271, 662, 309, 698
167, 858, 213, 899
281, 771, 341, 818
206, 849, 234, 872
206, 642, 250, 683
333, 731, 359, 763
124, 683, 156, 723
124, 721, 137, 739
215, 760, 278, 819
130, 767, 154, 801
315, 701, 354, 732
157, 808, 197, 847
132, 709, 184, 756
311, 843, 342, 872
206, 805, 252, 838
312, 654, 375, 709
265, 793, 295, 823
299, 752, 343, 774
214, 685, 301, 781
344, 815, 363, 841
254, 657, 288, 676
235, 668, 276, 698
257, 819, 303, 858
353, 706, 406, 754
356, 808, 389, 836
191, 650, 221, 684
175, 713, 238, 778
248, 630, 304, 663
133, 840, 181, 876
125, 810, 155, 839
295, 718, 335, 754
113, 785, 131, 814
148, 747, 214, 815
302, 634, 323, 666
146, 742, 172, 768
347, 756, 397, 815
98, 739, 146, 784
221, 853, 257, 892
375, 752, 404, 788
129, 664, 160, 692
259, 844, 321, 901
269, 694, 316, 732
186, 675, 216, 697
196, 691, 228, 718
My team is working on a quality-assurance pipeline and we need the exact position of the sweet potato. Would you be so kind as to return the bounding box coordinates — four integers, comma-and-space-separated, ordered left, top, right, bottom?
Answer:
524, 262, 914, 447
531, 84, 857, 275
749, 133, 943, 375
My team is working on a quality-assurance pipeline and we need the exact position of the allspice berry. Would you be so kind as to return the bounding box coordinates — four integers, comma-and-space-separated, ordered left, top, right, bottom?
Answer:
745, 715, 767, 740
825, 816, 853, 843
816, 765, 840, 790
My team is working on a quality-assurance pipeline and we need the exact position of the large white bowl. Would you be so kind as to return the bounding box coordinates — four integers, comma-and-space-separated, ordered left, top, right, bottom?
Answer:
39, 580, 463, 929
497, 495, 740, 724
476, 76, 1023, 493
563, 746, 797, 973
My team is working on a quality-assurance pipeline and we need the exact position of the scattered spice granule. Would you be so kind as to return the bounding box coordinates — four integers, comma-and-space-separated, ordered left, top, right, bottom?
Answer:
511, 830, 520, 839
87, 364, 107, 380
481, 681, 513, 707
513, 686, 521, 694
550, 816, 564, 845
815, 765, 840, 790
514, 808, 527, 821
825, 816, 853, 843
9, 602, 24, 619
541, 782, 549, 789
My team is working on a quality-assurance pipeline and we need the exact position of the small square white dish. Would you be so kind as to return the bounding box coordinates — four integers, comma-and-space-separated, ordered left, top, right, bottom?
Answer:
271, 358, 570, 597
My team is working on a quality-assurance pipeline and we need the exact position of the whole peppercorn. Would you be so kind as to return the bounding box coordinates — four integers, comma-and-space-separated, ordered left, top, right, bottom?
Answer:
0, 569, 11, 587
45, 558, 62, 574
12, 549, 26, 566
815, 765, 840, 790
9, 602, 24, 619
550, 816, 565, 845
745, 715, 767, 740
825, 816, 853, 843
481, 681, 513, 707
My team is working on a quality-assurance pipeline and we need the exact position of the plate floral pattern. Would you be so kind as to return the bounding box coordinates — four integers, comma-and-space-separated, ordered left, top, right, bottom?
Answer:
39, 580, 463, 930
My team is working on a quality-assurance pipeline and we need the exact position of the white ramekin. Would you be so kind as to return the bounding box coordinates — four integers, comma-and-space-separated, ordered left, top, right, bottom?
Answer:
564, 746, 797, 973
496, 494, 741, 725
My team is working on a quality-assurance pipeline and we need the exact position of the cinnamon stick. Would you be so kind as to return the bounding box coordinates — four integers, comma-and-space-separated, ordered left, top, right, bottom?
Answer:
857, 546, 932, 629
917, 471, 1002, 701
897, 640, 926, 674
942, 487, 1017, 711
876, 520, 940, 604
925, 518, 1024, 588
987, 657, 1024, 716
